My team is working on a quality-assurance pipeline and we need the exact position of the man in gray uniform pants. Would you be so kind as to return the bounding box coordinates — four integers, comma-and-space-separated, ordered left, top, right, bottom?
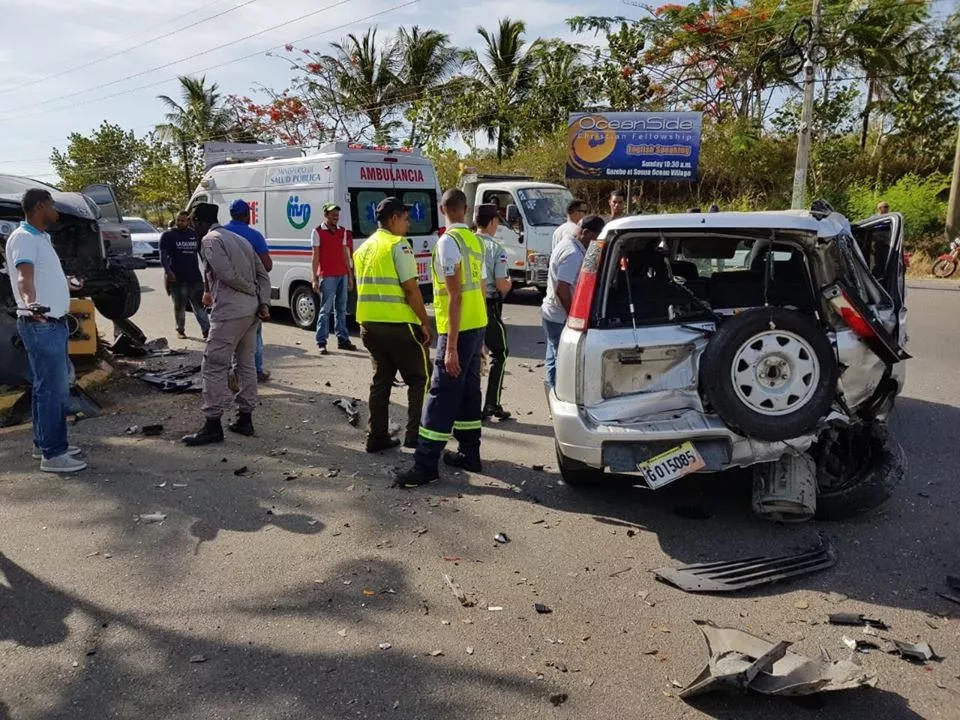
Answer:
474, 203, 513, 419
182, 203, 271, 446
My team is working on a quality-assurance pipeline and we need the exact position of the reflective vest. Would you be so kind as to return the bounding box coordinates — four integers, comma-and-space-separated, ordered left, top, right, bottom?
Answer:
354, 229, 420, 324
433, 227, 488, 335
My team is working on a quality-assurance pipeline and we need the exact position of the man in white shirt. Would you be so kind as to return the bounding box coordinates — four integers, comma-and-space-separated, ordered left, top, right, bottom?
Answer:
551, 198, 586, 252
541, 215, 605, 388
6, 188, 86, 473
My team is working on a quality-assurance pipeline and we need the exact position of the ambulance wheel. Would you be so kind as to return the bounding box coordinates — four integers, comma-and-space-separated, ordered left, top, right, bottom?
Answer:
290, 284, 317, 330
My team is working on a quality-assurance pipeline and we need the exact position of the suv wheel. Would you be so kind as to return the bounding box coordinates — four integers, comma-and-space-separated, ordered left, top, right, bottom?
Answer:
812, 423, 904, 520
556, 441, 602, 488
93, 268, 142, 320
700, 308, 837, 442
290, 284, 317, 330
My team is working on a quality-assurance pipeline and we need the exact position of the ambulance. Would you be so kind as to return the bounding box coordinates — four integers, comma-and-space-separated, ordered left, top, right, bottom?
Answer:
187, 141, 442, 329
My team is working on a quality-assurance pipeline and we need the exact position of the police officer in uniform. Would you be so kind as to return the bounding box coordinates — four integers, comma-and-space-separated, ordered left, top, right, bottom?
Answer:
354, 197, 432, 453
474, 203, 512, 420
395, 190, 488, 488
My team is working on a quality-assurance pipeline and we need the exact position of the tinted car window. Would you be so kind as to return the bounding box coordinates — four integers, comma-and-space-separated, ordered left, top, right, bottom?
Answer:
124, 219, 157, 234
349, 188, 437, 239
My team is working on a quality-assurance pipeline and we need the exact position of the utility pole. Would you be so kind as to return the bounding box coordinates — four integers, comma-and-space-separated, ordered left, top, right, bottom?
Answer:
946, 121, 960, 240
791, 0, 823, 210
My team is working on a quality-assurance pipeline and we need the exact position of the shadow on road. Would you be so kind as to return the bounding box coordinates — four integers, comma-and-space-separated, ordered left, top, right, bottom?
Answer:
0, 552, 71, 648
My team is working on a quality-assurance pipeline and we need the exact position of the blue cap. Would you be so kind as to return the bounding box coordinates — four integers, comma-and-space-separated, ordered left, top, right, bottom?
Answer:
230, 199, 250, 216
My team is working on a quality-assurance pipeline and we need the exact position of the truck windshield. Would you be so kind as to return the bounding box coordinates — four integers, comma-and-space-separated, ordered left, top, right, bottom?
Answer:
516, 187, 573, 227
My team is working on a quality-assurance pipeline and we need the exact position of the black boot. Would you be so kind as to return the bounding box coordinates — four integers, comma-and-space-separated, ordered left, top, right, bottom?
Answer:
443, 450, 482, 473
392, 464, 439, 489
227, 413, 255, 437
182, 417, 224, 446
482, 405, 512, 421
366, 436, 401, 453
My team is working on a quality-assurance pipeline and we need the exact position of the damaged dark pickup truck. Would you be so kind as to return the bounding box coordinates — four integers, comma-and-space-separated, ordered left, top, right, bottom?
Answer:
0, 174, 143, 321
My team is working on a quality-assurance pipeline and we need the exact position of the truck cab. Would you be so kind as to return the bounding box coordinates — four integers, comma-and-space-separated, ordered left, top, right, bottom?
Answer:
460, 174, 574, 293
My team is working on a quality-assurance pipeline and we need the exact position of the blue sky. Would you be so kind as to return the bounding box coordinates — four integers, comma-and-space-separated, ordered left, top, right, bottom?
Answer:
0, 0, 594, 183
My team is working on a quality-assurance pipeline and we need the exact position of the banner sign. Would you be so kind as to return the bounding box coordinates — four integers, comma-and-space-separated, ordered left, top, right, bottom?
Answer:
565, 112, 703, 181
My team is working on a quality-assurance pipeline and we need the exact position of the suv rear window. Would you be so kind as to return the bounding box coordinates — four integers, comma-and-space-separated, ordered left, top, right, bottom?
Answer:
349, 187, 437, 239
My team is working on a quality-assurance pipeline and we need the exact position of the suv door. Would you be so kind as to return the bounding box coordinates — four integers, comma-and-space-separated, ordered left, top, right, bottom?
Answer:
852, 213, 906, 315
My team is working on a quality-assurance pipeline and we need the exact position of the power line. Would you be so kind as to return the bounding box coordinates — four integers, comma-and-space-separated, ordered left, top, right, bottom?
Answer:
0, 0, 259, 97
0, 0, 236, 95
0, 0, 363, 118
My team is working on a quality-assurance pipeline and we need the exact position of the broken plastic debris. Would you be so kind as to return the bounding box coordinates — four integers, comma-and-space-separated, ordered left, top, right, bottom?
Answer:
142, 424, 164, 436
549, 693, 568, 706
466, 646, 474, 655
188, 654, 208, 664
828, 613, 888, 630
337, 629, 347, 637
429, 650, 444, 657
172, 483, 188, 489
488, 606, 504, 612
680, 621, 876, 699
154, 481, 167, 488
892, 640, 938, 663
268, 448, 288, 457
378, 642, 392, 650
494, 533, 509, 544
362, 589, 376, 597
138, 513, 167, 524
332, 398, 360, 426
124, 425, 140, 435
534, 603, 553, 614
654, 536, 836, 593
233, 466, 249, 476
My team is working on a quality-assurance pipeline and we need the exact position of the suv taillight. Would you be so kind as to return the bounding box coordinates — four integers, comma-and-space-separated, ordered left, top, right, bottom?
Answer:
825, 286, 876, 339
567, 240, 606, 332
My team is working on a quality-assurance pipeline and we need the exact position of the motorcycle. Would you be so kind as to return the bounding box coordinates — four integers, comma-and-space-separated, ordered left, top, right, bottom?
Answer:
932, 238, 960, 278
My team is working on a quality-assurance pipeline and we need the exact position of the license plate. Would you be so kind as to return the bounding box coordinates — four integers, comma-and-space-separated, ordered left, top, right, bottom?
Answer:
416, 254, 431, 284
636, 442, 705, 490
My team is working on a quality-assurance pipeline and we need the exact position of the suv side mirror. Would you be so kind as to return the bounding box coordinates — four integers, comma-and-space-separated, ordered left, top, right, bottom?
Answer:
506, 204, 522, 228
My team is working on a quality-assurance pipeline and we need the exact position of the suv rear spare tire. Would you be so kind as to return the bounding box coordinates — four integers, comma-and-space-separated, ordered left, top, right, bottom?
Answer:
93, 267, 141, 320
700, 308, 837, 441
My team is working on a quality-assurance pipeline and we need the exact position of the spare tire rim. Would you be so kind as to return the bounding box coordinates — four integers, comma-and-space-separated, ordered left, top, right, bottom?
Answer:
730, 329, 820, 416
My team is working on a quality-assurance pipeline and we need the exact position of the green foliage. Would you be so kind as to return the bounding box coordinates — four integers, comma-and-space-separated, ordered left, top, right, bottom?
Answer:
50, 122, 146, 208
847, 173, 950, 242
135, 138, 186, 220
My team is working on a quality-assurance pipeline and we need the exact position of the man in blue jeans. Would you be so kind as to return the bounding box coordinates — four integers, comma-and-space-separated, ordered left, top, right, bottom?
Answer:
6, 188, 86, 473
224, 199, 272, 382
541, 215, 604, 388
311, 202, 358, 354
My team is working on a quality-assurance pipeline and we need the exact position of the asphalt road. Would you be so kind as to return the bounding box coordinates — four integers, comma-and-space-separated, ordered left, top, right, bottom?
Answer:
0, 267, 958, 720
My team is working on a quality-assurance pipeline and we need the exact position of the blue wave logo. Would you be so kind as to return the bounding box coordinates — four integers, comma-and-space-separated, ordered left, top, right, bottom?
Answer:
287, 196, 311, 230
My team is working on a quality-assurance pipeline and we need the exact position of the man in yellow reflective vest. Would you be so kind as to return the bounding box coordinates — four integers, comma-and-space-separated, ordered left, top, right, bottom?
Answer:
354, 197, 432, 453
395, 189, 488, 488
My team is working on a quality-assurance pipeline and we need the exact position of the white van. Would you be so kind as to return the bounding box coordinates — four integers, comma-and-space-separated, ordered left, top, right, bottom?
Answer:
187, 141, 442, 329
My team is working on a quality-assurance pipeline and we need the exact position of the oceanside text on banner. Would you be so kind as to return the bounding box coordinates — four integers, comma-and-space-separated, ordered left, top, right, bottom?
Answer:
565, 112, 703, 181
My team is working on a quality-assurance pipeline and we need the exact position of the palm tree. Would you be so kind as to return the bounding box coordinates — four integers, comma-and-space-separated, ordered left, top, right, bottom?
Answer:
323, 28, 400, 144
464, 18, 540, 161
157, 75, 234, 196
395, 26, 458, 145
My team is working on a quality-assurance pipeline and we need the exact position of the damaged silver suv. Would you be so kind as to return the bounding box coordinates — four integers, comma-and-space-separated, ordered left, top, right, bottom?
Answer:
550, 208, 908, 521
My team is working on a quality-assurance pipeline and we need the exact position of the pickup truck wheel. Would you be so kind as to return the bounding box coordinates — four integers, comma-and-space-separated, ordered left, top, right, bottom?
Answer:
813, 423, 903, 520
556, 441, 602, 488
700, 308, 837, 442
93, 268, 141, 320
290, 284, 317, 330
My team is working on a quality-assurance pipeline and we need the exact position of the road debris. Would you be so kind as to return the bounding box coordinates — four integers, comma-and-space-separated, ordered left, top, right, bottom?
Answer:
233, 466, 249, 477
842, 636, 880, 653
534, 603, 553, 614
172, 483, 188, 489
488, 606, 504, 612
155, 482, 167, 488
609, 567, 632, 578
549, 693, 568, 706
494, 533, 509, 544
654, 535, 836, 593
532, 464, 545, 472
443, 573, 475, 607
828, 613, 889, 630
268, 448, 287, 457
443, 556, 461, 562
378, 642, 392, 651
132, 364, 202, 393
332, 398, 360, 426
680, 621, 876, 698
137, 513, 167, 524
188, 654, 208, 664
892, 640, 938, 663
337, 629, 347, 637
429, 650, 444, 657
142, 424, 164, 436
793, 600, 810, 610
936, 592, 960, 606
466, 646, 474, 655
125, 425, 140, 435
